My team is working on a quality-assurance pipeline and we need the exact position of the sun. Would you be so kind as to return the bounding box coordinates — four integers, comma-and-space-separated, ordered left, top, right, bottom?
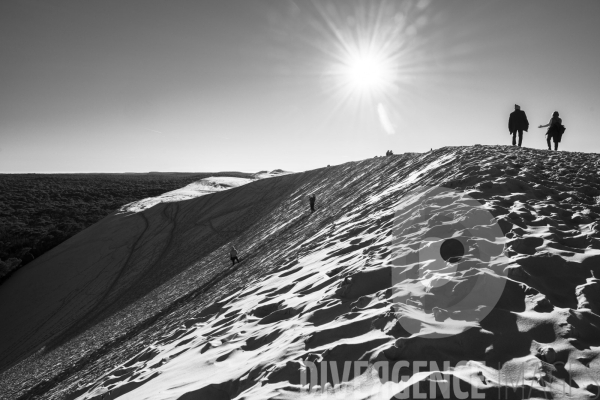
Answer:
340, 51, 395, 96
347, 56, 383, 88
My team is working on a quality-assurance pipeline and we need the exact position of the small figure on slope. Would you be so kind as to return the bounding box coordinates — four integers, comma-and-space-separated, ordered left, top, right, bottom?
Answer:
309, 194, 316, 213
230, 246, 240, 266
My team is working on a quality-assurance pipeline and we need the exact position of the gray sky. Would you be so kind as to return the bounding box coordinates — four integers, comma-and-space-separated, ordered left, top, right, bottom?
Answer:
1, 0, 599, 172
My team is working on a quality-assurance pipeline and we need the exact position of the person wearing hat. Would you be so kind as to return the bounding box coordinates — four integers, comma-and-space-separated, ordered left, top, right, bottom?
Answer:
508, 104, 529, 147
538, 111, 563, 150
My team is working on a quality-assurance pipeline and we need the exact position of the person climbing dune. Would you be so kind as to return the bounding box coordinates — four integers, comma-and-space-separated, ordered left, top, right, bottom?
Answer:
309, 194, 316, 213
230, 246, 240, 266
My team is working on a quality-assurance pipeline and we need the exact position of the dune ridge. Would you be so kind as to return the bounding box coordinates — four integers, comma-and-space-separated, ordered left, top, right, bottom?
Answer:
121, 171, 291, 213
2, 146, 600, 399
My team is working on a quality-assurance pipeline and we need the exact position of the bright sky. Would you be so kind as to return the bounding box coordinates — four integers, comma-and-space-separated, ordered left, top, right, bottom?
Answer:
1, 1, 599, 173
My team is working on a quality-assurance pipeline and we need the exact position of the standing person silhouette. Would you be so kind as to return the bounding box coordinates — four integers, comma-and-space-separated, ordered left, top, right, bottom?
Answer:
309, 194, 316, 213
539, 111, 563, 150
508, 104, 529, 147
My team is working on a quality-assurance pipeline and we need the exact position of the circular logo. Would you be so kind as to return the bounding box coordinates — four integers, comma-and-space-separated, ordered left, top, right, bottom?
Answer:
391, 185, 506, 338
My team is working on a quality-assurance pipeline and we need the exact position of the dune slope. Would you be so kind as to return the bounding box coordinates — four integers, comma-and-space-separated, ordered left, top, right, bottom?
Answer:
2, 146, 600, 400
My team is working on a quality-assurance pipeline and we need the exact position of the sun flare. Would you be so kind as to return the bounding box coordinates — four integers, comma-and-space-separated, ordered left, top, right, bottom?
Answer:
341, 51, 395, 95
305, 1, 427, 134
345, 54, 387, 90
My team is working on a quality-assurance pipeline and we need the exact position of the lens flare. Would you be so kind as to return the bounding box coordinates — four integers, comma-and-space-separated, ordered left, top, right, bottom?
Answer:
264, 1, 444, 136
308, 1, 428, 133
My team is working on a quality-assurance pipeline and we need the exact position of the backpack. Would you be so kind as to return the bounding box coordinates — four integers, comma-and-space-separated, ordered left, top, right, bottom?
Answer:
558, 124, 566, 135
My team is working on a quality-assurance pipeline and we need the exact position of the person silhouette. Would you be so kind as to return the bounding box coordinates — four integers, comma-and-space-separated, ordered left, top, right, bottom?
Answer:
538, 111, 563, 151
508, 104, 529, 147
230, 246, 240, 266
309, 194, 316, 213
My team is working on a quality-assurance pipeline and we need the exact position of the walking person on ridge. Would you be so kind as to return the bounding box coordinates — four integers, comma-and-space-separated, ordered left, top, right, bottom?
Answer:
538, 111, 565, 151
508, 104, 529, 147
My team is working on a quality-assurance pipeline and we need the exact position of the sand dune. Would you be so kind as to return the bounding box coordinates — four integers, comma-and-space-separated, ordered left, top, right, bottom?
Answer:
121, 172, 291, 213
2, 146, 600, 399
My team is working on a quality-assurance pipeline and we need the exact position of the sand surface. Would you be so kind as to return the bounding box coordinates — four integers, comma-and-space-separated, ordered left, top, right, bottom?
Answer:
121, 173, 290, 213
1, 146, 600, 399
